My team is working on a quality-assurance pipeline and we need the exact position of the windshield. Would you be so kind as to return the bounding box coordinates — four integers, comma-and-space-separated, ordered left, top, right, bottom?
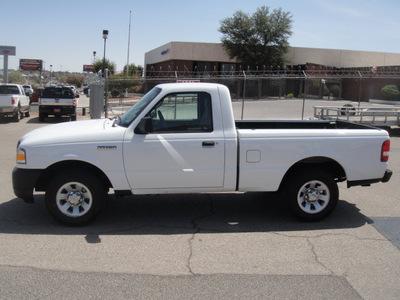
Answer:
118, 87, 162, 127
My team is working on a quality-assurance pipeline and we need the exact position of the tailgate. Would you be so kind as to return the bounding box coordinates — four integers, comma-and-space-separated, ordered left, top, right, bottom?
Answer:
40, 97, 75, 106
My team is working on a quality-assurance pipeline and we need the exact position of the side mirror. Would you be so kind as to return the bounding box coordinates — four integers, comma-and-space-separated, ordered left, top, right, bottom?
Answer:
134, 117, 153, 134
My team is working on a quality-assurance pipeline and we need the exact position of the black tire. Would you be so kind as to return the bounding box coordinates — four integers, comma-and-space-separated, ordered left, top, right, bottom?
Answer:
39, 112, 46, 122
340, 104, 356, 116
24, 109, 30, 118
45, 169, 106, 226
13, 110, 20, 122
284, 168, 338, 221
71, 114, 77, 121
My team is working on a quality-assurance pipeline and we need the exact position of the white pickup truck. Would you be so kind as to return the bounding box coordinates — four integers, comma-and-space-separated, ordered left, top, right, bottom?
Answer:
13, 83, 392, 225
0, 84, 30, 122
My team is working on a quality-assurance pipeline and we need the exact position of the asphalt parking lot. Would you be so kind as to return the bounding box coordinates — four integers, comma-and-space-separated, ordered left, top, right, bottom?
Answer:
0, 97, 399, 299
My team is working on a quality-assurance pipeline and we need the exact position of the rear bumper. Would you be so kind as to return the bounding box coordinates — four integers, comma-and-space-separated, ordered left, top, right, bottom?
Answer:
0, 106, 18, 114
12, 167, 43, 203
347, 169, 393, 188
39, 105, 76, 115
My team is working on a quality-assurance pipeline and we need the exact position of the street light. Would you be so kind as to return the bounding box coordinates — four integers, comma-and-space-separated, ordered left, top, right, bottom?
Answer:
93, 51, 96, 63
102, 30, 108, 77
102, 30, 109, 118
50, 65, 53, 85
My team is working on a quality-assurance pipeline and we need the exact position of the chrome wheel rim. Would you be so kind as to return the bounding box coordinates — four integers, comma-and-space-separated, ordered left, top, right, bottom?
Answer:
56, 182, 93, 218
297, 180, 330, 214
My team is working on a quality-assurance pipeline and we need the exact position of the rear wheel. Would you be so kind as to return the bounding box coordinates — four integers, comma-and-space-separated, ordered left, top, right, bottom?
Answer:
39, 112, 47, 122
13, 110, 20, 122
45, 170, 106, 226
284, 168, 338, 221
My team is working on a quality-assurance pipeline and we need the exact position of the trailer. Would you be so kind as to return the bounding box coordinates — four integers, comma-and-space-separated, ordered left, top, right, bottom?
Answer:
314, 104, 400, 127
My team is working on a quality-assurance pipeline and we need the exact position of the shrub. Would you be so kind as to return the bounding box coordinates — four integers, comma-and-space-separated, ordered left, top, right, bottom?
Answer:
381, 85, 399, 100
111, 89, 120, 98
285, 93, 294, 98
328, 85, 340, 97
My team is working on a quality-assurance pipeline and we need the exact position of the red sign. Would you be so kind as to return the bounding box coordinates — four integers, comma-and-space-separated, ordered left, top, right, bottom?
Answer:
20, 59, 42, 71
83, 65, 94, 72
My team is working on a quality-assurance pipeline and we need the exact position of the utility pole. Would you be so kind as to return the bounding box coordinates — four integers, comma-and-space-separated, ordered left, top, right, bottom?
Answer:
126, 10, 132, 76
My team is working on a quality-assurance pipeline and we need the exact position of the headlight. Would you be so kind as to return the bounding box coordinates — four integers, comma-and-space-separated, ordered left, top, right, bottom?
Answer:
17, 148, 26, 164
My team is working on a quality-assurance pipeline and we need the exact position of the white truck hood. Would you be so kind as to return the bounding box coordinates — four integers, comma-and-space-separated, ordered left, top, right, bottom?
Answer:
19, 119, 126, 147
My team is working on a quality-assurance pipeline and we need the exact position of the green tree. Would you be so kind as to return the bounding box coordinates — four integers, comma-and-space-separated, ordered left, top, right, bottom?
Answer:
219, 6, 293, 69
122, 63, 143, 76
65, 74, 85, 87
93, 58, 117, 76
7, 71, 25, 84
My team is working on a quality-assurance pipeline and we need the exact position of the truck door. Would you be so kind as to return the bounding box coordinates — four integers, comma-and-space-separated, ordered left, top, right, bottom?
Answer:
123, 91, 225, 191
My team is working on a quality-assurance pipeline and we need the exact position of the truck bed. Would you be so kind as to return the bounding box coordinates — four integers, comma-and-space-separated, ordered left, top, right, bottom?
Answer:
235, 120, 375, 130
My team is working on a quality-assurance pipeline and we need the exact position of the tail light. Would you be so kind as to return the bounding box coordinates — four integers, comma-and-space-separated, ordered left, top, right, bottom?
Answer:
73, 98, 76, 106
38, 98, 41, 105
11, 96, 16, 105
381, 140, 390, 162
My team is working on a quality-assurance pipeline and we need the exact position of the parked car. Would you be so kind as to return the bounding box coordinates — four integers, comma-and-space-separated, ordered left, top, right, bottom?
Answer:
23, 85, 33, 96
0, 84, 30, 122
29, 87, 45, 103
38, 86, 78, 122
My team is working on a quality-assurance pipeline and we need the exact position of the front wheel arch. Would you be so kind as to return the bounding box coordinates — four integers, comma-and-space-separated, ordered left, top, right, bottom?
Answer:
36, 160, 112, 193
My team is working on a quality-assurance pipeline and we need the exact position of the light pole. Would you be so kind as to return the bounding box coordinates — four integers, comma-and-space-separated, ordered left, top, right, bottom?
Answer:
50, 65, 53, 85
102, 30, 108, 76
93, 51, 96, 63
102, 30, 109, 117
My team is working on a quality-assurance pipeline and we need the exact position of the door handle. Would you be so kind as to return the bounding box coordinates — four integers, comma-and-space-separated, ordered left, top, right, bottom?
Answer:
202, 141, 215, 147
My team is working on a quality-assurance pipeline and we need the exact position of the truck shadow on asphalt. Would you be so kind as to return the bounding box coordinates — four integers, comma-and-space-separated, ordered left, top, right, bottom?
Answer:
0, 193, 368, 239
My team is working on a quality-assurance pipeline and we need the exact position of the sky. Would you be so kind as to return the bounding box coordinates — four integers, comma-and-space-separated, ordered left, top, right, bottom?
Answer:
2, 0, 400, 73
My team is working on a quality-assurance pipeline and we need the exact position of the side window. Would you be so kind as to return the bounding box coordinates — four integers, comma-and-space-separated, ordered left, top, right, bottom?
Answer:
147, 92, 213, 133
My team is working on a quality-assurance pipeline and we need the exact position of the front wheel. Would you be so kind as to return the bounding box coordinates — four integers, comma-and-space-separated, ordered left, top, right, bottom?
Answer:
45, 170, 106, 226
284, 168, 338, 221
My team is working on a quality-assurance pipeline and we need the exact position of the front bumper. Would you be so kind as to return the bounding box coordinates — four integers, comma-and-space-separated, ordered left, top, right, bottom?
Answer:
12, 167, 43, 203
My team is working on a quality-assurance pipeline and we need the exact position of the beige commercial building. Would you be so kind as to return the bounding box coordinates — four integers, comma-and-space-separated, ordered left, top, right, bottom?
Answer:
144, 42, 400, 101
145, 41, 400, 73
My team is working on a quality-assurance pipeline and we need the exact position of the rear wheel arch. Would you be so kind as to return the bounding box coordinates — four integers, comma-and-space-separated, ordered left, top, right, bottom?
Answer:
280, 156, 346, 190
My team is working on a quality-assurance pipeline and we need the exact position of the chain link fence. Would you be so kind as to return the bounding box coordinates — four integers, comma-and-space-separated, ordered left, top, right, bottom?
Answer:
89, 68, 400, 118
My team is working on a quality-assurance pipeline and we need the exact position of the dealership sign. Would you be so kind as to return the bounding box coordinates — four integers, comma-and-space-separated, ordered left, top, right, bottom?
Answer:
20, 59, 43, 71
83, 65, 94, 72
0, 45, 16, 56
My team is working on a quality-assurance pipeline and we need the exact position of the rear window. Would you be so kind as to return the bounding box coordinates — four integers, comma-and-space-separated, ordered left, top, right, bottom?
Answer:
42, 87, 74, 98
0, 85, 20, 95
